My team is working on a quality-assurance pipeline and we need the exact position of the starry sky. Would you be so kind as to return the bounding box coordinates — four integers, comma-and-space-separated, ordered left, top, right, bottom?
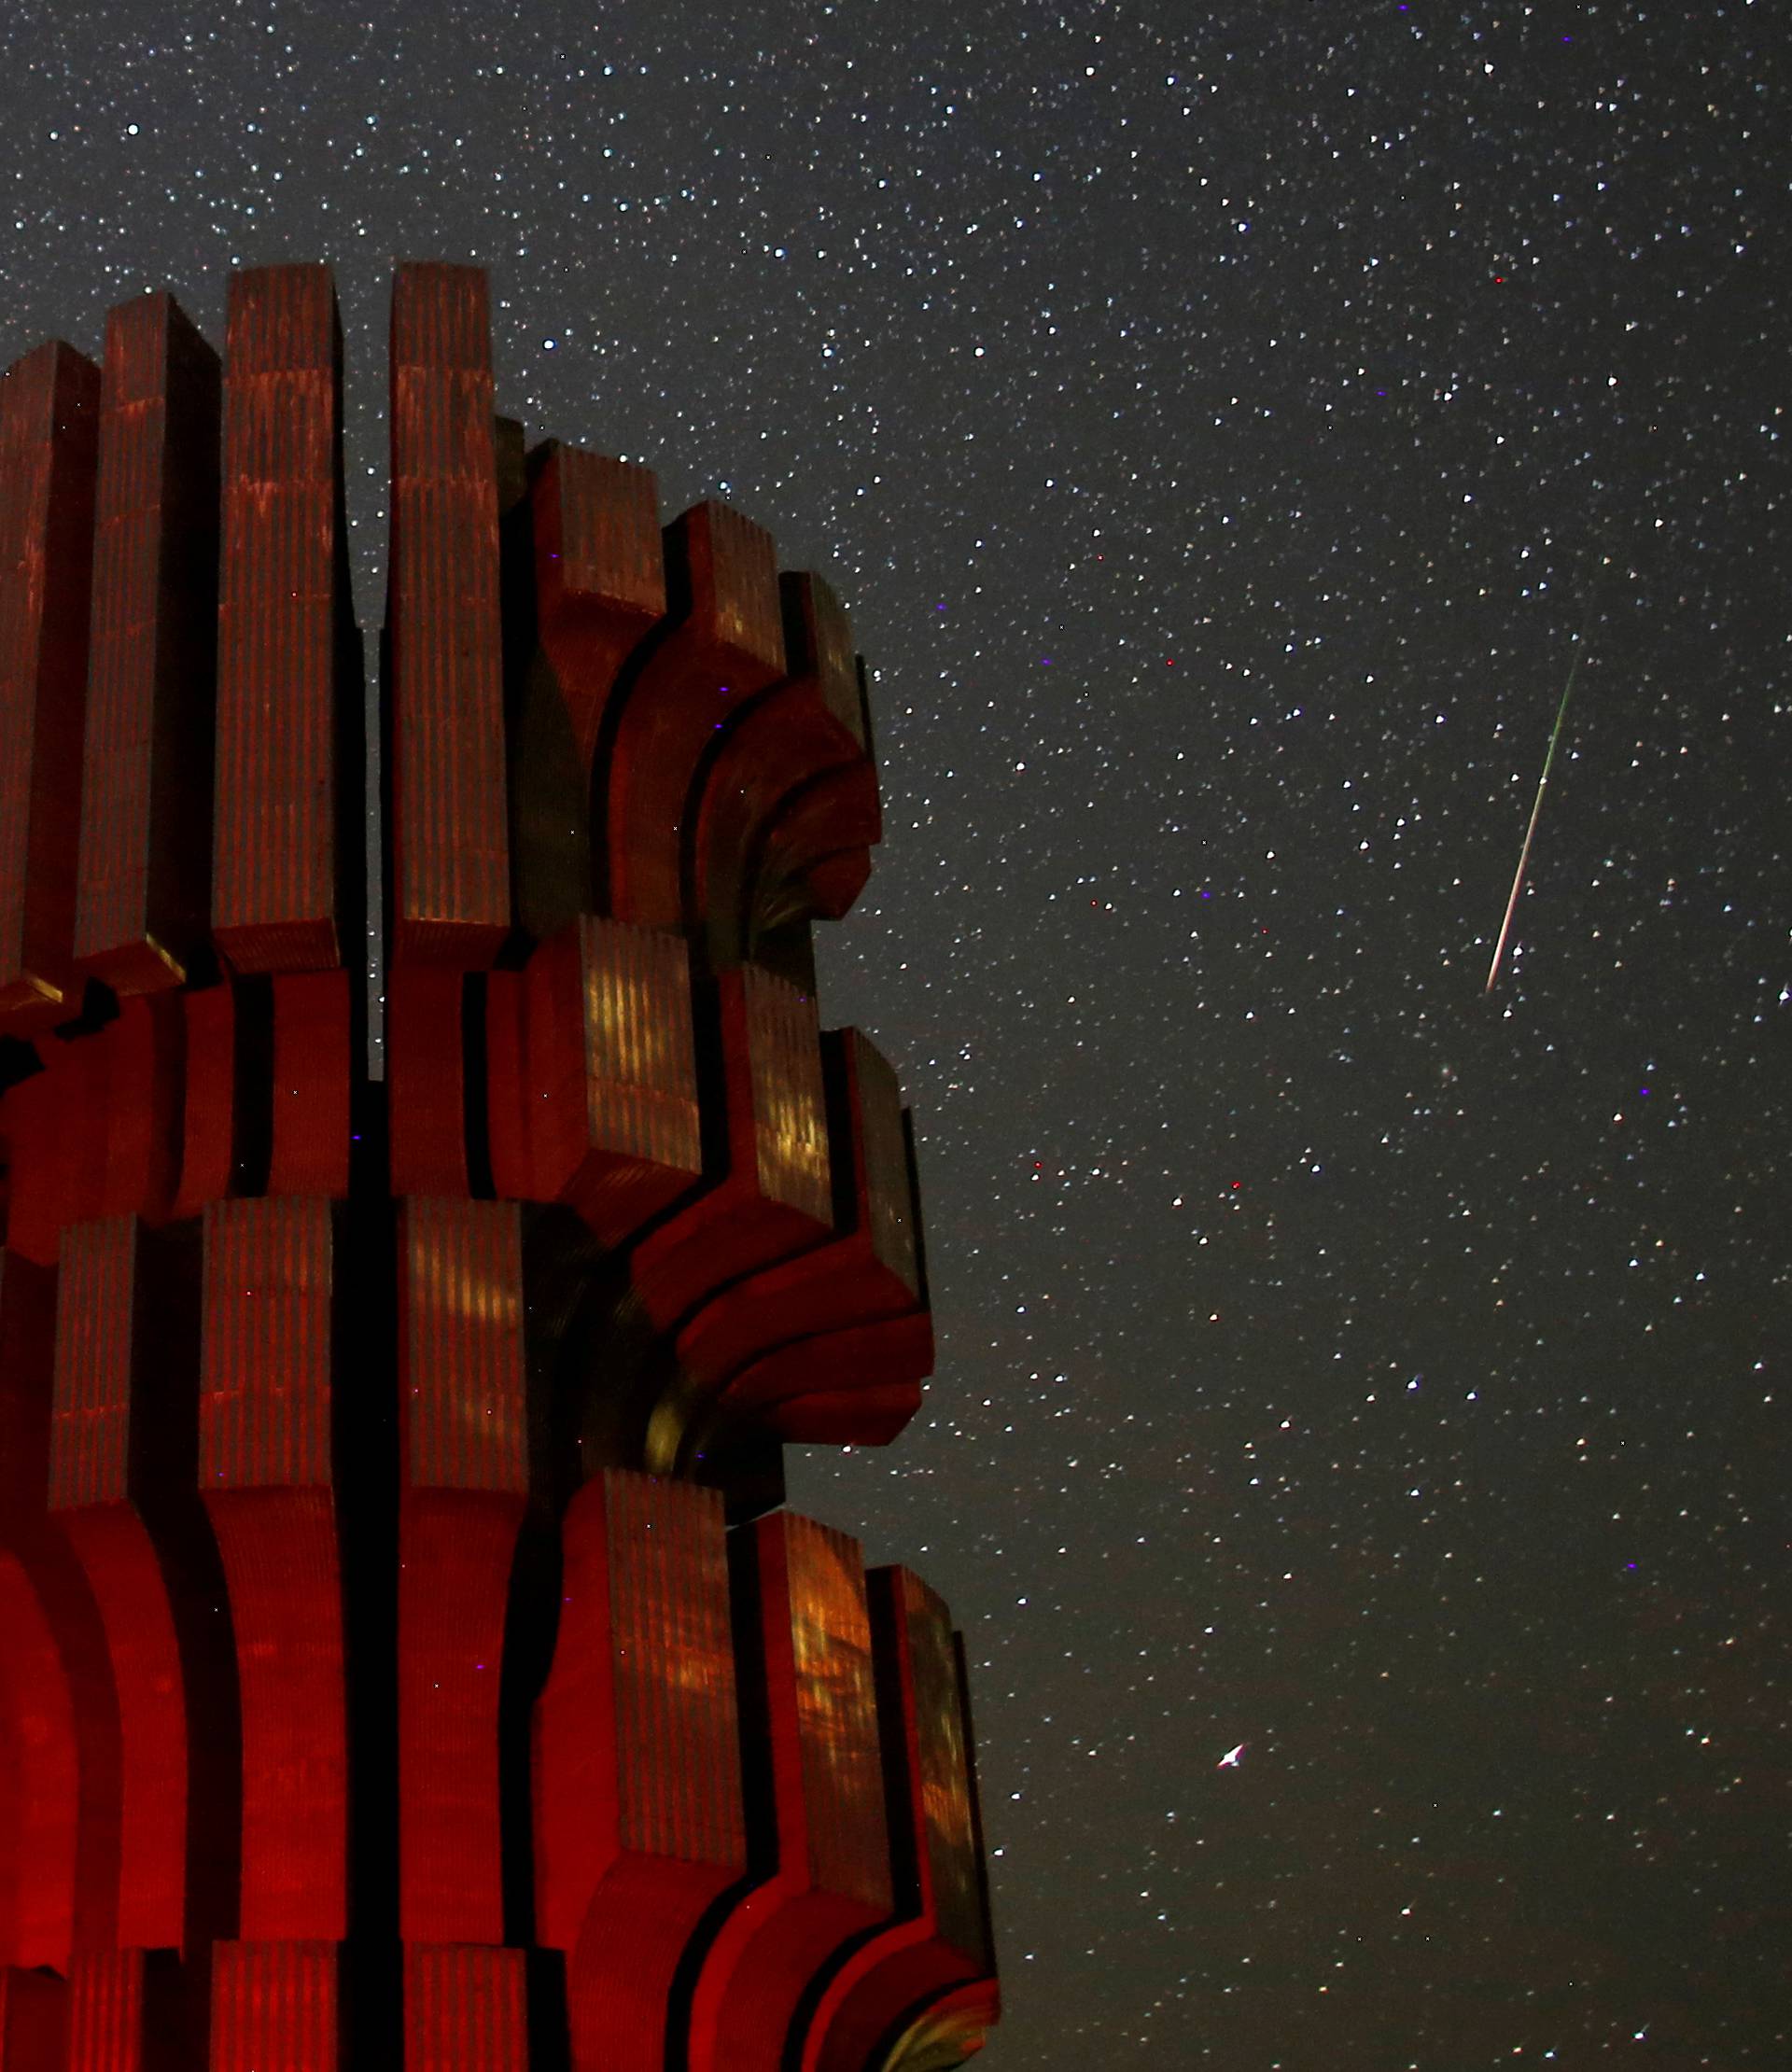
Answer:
3, 4, 1786, 2065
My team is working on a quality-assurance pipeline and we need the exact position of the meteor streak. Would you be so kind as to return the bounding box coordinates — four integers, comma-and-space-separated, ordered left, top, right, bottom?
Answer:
1484, 561, 1607, 994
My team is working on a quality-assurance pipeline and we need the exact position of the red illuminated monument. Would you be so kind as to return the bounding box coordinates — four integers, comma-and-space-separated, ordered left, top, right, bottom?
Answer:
0, 264, 998, 2070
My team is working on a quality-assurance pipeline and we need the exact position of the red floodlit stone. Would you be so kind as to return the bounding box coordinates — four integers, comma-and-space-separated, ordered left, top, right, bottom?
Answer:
200, 1197, 345, 1942
404, 1944, 528, 2071
492, 917, 704, 1245
691, 572, 878, 965
209, 1939, 339, 2072
49, 1221, 189, 1953
171, 982, 233, 1219
0, 341, 99, 1033
0, 262, 998, 2071
534, 1471, 746, 2070
532, 445, 665, 776
603, 500, 786, 928
212, 267, 349, 974
397, 1197, 527, 1947
387, 969, 469, 1197
685, 1512, 893, 2072
74, 293, 219, 996
0, 1247, 122, 1974
628, 965, 833, 1340
797, 1570, 998, 2072
674, 1029, 927, 1414
267, 971, 351, 1198
64, 1950, 148, 2072
388, 264, 511, 969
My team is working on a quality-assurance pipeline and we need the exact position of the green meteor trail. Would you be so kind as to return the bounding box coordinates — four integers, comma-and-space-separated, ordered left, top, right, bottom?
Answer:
1484, 568, 1605, 995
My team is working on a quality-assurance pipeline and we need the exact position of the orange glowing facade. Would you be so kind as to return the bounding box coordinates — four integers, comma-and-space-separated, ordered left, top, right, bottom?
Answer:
0, 264, 998, 2070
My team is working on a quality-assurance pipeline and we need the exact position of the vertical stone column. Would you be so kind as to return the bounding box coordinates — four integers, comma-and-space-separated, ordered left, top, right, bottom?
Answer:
0, 341, 98, 1032
213, 265, 349, 974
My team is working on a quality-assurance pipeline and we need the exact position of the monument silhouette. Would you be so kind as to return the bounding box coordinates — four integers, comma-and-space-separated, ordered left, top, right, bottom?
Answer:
0, 263, 998, 2070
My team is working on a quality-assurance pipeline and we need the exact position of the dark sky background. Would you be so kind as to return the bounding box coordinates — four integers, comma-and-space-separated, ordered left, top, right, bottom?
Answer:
3, 4, 1785, 2065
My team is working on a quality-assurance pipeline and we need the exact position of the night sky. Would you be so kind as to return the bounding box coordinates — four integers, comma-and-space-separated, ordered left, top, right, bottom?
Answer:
3, 4, 1785, 2065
